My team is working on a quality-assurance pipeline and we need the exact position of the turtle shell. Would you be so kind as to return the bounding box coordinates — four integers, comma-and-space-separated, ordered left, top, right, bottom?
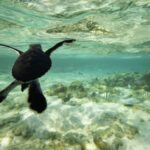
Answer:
12, 44, 51, 82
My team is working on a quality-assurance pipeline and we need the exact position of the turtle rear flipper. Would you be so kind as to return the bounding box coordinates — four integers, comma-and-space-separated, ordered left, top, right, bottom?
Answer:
0, 91, 7, 102
28, 80, 47, 113
0, 80, 19, 102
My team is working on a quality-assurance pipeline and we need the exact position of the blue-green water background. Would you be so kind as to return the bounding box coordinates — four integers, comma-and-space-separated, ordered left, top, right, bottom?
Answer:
0, 0, 150, 150
0, 0, 150, 80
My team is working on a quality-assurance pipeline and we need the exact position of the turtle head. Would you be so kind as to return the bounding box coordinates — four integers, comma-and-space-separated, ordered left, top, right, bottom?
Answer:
29, 44, 42, 51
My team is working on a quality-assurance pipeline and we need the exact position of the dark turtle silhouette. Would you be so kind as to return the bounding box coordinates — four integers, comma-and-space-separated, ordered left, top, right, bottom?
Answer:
0, 39, 75, 113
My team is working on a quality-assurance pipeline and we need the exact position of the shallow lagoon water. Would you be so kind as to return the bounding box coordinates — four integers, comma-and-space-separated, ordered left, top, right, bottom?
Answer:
0, 0, 150, 150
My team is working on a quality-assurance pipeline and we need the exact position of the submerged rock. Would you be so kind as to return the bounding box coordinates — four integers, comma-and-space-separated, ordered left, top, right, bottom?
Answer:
46, 83, 70, 102
123, 124, 139, 139
48, 83, 68, 95
69, 81, 85, 91
121, 97, 141, 107
12, 123, 33, 138
45, 72, 150, 106
46, 18, 111, 34
63, 132, 87, 146
93, 134, 110, 150
0, 114, 21, 128
0, 72, 148, 149
34, 130, 61, 140
93, 112, 118, 126
111, 137, 123, 150
47, 81, 87, 102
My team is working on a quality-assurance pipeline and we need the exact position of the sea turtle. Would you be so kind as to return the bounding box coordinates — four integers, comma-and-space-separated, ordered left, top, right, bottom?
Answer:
0, 39, 75, 113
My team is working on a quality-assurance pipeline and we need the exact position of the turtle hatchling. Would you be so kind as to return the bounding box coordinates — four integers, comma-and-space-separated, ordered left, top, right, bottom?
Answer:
0, 39, 75, 113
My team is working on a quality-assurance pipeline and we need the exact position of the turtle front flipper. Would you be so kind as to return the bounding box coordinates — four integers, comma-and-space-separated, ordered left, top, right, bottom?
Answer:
0, 44, 23, 55
0, 80, 20, 102
45, 39, 76, 56
28, 80, 47, 113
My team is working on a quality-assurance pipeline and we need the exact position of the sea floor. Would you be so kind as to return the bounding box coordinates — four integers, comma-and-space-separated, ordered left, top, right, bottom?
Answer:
0, 70, 150, 150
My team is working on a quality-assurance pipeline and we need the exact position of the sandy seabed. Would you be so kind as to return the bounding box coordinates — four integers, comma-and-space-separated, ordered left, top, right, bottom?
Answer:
0, 72, 150, 150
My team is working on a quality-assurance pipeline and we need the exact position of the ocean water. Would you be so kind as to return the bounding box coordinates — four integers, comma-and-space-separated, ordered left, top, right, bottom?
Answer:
0, 0, 150, 150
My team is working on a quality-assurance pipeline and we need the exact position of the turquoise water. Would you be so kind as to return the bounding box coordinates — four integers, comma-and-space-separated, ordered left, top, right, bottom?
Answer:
0, 0, 150, 150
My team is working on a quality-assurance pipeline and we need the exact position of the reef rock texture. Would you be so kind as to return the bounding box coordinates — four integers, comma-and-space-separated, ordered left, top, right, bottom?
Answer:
0, 73, 150, 150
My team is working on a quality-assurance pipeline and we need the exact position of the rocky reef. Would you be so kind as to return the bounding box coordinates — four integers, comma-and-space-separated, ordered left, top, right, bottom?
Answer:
46, 18, 112, 35
46, 72, 150, 106
0, 72, 150, 150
